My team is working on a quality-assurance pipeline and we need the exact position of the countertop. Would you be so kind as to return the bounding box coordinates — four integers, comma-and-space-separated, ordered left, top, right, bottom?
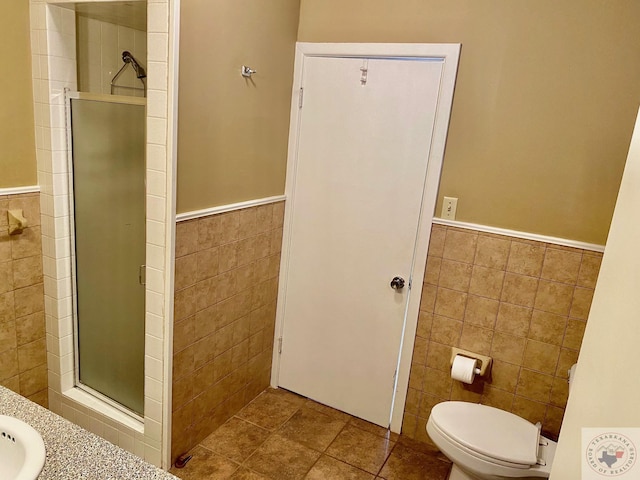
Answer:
0, 386, 178, 479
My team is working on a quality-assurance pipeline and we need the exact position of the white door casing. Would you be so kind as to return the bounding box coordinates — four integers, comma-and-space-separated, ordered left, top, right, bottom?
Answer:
272, 43, 460, 431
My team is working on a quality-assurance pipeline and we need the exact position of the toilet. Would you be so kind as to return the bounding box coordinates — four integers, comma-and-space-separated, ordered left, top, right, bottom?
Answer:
426, 364, 575, 480
427, 401, 556, 480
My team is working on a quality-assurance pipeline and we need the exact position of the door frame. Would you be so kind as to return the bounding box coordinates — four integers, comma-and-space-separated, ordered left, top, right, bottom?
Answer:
271, 42, 461, 432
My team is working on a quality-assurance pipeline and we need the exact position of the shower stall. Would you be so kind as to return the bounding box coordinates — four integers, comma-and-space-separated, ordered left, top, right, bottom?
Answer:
65, 16, 149, 417
67, 91, 147, 416
31, 0, 175, 466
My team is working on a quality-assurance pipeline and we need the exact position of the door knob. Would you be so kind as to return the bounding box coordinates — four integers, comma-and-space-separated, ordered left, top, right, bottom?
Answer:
390, 276, 405, 290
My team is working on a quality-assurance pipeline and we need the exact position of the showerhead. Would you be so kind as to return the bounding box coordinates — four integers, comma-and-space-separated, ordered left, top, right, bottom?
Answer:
122, 51, 147, 79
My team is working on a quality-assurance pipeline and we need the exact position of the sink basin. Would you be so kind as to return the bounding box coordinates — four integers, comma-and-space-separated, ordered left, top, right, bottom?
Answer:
0, 415, 46, 480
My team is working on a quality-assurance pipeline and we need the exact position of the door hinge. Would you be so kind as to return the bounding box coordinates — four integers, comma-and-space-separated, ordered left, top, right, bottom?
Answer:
278, 337, 283, 354
139, 265, 146, 286
298, 87, 304, 109
360, 66, 368, 86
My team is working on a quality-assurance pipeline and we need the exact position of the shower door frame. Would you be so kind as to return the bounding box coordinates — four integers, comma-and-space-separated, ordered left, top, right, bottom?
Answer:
65, 90, 147, 422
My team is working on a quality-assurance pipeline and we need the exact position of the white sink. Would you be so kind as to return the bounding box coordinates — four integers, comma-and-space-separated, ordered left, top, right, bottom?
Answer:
0, 415, 46, 480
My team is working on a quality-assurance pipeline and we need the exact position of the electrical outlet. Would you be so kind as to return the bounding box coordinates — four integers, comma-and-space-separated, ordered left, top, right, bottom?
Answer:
441, 197, 458, 220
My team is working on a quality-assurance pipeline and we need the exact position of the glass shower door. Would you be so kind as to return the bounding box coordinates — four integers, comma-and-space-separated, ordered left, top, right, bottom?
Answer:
69, 93, 146, 415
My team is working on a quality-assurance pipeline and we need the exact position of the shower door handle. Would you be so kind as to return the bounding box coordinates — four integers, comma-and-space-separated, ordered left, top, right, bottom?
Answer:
139, 265, 146, 286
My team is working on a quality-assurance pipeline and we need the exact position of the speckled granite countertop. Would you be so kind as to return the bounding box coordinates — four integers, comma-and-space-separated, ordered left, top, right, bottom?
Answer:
0, 386, 178, 479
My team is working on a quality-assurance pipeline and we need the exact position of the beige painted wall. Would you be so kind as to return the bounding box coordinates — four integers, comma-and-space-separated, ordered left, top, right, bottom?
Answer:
0, 2, 37, 188
177, 0, 300, 213
550, 109, 640, 478
298, 0, 640, 245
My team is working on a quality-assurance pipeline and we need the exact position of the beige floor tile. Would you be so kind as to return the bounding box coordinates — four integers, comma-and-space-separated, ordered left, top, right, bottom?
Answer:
244, 433, 321, 480
183, 387, 452, 480
305, 455, 374, 479
201, 417, 271, 463
378, 444, 451, 480
229, 467, 271, 479
278, 406, 347, 451
396, 436, 444, 457
348, 417, 399, 442
268, 386, 307, 406
237, 389, 301, 430
170, 446, 239, 480
325, 424, 395, 474
303, 398, 353, 422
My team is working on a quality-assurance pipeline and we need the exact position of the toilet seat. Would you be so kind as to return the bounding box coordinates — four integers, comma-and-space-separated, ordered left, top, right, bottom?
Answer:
429, 417, 533, 470
429, 402, 541, 467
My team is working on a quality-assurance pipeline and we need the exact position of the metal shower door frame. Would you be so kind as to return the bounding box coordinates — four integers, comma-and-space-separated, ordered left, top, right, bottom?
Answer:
64, 90, 147, 421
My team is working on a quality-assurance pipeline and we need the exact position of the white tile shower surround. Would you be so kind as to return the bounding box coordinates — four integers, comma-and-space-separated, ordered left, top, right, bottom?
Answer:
29, 0, 175, 468
76, 14, 147, 96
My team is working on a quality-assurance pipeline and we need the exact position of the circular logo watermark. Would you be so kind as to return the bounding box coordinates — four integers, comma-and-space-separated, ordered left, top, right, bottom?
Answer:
585, 432, 637, 477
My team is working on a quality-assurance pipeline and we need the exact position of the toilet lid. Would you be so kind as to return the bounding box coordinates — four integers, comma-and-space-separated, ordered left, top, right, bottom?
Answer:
430, 402, 540, 466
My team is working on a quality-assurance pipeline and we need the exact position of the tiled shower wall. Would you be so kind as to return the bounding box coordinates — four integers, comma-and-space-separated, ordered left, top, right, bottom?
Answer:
403, 224, 601, 444
0, 192, 47, 407
172, 201, 284, 462
76, 14, 147, 96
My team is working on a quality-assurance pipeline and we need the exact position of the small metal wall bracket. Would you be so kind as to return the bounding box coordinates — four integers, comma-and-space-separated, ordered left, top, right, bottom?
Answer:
241, 65, 257, 78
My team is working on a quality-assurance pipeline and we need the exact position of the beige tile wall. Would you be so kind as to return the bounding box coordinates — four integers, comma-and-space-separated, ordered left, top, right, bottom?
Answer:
171, 201, 284, 462
403, 225, 602, 444
0, 193, 47, 407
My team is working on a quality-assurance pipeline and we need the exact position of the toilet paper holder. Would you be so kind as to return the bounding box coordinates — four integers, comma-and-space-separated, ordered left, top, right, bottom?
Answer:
7, 209, 28, 235
450, 348, 492, 377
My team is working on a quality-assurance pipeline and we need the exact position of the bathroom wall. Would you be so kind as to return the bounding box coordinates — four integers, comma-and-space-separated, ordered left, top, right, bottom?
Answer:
297, 0, 640, 245
402, 224, 601, 444
0, 193, 47, 407
0, 1, 37, 187
76, 14, 147, 97
171, 201, 284, 462
176, 0, 300, 213
550, 110, 640, 479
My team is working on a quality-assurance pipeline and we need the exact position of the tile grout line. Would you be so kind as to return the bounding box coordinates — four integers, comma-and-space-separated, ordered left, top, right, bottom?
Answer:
291, 401, 355, 478
235, 394, 308, 477
373, 439, 398, 479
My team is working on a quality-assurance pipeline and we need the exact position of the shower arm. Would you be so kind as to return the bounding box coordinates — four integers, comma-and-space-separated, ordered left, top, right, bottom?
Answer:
122, 51, 146, 79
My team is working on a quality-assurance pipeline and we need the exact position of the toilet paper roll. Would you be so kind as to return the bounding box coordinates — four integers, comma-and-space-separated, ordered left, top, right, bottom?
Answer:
451, 355, 478, 384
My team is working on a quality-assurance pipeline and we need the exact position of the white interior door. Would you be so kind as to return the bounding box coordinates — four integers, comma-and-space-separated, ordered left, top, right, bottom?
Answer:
277, 54, 446, 427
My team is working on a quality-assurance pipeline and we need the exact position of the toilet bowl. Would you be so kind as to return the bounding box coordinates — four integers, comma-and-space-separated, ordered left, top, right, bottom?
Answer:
427, 401, 557, 480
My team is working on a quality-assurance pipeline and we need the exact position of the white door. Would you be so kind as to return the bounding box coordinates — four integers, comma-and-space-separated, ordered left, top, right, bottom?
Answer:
277, 50, 454, 427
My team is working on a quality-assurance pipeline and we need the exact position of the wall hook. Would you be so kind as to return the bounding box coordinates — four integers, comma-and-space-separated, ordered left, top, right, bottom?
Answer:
241, 66, 257, 78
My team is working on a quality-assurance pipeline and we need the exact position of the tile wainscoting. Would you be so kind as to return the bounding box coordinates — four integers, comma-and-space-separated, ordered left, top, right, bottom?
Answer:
0, 192, 47, 407
172, 201, 284, 462
403, 224, 602, 444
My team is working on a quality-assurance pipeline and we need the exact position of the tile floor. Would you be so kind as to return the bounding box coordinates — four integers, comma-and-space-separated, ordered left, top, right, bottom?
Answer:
170, 388, 452, 480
